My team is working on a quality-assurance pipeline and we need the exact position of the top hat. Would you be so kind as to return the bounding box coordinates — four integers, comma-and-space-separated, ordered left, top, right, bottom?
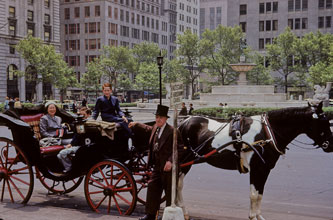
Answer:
154, 104, 169, 118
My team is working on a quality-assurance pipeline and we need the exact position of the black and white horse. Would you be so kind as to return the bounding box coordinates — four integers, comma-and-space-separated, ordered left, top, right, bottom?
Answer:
176, 103, 333, 220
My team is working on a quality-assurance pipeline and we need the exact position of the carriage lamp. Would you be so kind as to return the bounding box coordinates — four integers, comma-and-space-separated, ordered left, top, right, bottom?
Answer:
156, 50, 164, 105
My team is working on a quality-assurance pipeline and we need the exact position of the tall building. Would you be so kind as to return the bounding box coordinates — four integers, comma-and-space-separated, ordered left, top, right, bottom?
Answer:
0, 0, 61, 102
200, 0, 333, 51
60, 0, 170, 98
177, 0, 200, 42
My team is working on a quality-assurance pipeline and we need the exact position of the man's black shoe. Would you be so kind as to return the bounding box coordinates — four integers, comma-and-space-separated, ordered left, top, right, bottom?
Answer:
139, 214, 155, 220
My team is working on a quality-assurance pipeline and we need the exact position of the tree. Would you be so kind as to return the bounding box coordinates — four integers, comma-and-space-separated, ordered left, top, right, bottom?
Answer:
266, 28, 298, 94
295, 31, 333, 86
176, 29, 203, 98
135, 63, 160, 102
247, 52, 273, 85
132, 42, 161, 64
16, 35, 76, 101
163, 58, 186, 83
81, 59, 104, 98
200, 25, 246, 85
99, 46, 134, 93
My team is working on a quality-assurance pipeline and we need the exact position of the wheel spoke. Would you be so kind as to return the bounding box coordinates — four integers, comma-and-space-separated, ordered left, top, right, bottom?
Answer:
115, 192, 131, 205
110, 165, 113, 186
98, 167, 109, 186
87, 190, 104, 195
107, 195, 111, 213
8, 178, 25, 200
113, 172, 126, 187
8, 165, 30, 175
95, 195, 107, 210
89, 176, 106, 188
6, 179, 14, 202
1, 179, 6, 201
9, 174, 31, 186
7, 153, 21, 171
114, 186, 133, 192
112, 194, 123, 215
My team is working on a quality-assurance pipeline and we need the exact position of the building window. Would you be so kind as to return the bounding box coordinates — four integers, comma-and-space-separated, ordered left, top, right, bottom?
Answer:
120, 9, 124, 21
74, 7, 80, 18
288, 19, 293, 29
85, 6, 90, 17
266, 2, 271, 12
45, 14, 50, 24
126, 11, 129, 23
152, 33, 159, 43
302, 0, 308, 10
132, 28, 140, 39
295, 0, 301, 11
120, 25, 129, 37
65, 8, 70, 19
28, 0, 34, 5
295, 18, 300, 29
108, 6, 112, 17
142, 30, 149, 41
319, 0, 325, 8
273, 2, 278, 12
9, 20, 16, 36
318, 17, 324, 28
266, 20, 271, 31
259, 38, 264, 50
9, 6, 15, 18
326, 16, 331, 28
95, 5, 100, 16
265, 38, 271, 45
45, 0, 50, 8
27, 10, 34, 21
259, 21, 264, 31
288, 0, 294, 11
44, 26, 51, 41
302, 18, 308, 29
240, 4, 247, 15
9, 44, 15, 54
240, 22, 246, 32
327, 0, 333, 8
272, 20, 278, 31
27, 23, 35, 36
259, 3, 265, 13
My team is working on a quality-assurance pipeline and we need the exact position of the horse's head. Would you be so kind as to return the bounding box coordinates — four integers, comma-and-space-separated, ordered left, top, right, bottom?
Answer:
306, 102, 333, 153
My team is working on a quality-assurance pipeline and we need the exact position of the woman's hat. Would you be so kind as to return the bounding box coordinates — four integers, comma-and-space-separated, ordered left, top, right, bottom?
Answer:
154, 104, 169, 118
45, 101, 57, 108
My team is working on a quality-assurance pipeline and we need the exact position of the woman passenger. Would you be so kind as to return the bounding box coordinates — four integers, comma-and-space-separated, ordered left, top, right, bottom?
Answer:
39, 101, 71, 145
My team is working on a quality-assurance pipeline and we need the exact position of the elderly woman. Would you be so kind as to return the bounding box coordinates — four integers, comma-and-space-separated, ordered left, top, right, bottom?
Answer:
39, 101, 71, 145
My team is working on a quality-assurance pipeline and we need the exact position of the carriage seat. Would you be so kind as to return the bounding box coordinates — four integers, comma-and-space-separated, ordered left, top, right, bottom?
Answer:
20, 113, 65, 156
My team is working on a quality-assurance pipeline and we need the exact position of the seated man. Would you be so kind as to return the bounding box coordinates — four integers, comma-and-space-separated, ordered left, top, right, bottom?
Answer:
92, 82, 132, 149
57, 107, 92, 173
40, 101, 71, 145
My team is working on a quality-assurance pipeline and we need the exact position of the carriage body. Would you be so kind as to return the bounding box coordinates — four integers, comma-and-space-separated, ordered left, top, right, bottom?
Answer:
0, 105, 152, 215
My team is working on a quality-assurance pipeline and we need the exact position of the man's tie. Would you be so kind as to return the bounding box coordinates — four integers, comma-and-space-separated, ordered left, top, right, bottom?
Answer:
153, 127, 160, 152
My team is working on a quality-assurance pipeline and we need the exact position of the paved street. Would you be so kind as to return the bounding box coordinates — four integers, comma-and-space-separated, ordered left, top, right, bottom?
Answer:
0, 110, 333, 220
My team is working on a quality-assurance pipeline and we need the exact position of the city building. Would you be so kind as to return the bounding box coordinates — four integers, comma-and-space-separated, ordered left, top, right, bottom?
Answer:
0, 0, 61, 102
60, 0, 170, 99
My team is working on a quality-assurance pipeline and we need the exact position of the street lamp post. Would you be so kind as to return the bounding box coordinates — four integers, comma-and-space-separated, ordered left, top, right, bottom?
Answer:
156, 50, 164, 105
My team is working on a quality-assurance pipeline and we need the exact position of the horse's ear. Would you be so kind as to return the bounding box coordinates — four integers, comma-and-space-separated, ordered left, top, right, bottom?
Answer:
318, 101, 323, 110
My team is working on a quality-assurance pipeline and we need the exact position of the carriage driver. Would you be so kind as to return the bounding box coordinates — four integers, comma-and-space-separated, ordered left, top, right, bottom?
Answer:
129, 105, 185, 220
92, 83, 133, 149
57, 107, 92, 173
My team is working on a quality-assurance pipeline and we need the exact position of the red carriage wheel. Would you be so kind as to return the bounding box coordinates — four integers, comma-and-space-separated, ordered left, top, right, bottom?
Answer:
127, 154, 166, 205
0, 137, 34, 204
35, 167, 83, 194
84, 159, 137, 215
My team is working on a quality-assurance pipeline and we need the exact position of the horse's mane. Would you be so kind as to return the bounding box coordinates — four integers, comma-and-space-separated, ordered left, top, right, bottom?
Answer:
267, 106, 312, 122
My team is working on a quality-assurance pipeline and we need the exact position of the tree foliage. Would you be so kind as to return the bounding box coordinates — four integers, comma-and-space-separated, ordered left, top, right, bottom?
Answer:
247, 52, 273, 85
266, 28, 298, 93
81, 59, 104, 98
200, 25, 246, 85
16, 35, 76, 100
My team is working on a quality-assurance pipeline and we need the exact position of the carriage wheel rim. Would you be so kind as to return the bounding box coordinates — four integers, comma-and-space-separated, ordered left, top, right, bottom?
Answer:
0, 137, 34, 204
84, 160, 137, 215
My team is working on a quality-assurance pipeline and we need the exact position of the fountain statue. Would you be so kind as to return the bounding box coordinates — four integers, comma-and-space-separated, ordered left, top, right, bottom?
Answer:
313, 82, 332, 107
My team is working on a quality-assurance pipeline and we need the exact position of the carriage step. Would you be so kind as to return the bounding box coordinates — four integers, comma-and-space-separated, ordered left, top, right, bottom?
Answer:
40, 145, 65, 156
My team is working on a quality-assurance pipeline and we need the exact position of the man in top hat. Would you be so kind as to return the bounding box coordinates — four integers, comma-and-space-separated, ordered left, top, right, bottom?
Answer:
129, 104, 185, 220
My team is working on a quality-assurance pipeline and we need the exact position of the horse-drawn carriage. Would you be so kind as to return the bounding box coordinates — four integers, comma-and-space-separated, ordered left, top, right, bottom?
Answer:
0, 105, 153, 215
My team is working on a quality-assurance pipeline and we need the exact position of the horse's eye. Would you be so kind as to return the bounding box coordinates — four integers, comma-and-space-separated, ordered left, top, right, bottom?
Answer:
312, 113, 318, 119
320, 132, 325, 136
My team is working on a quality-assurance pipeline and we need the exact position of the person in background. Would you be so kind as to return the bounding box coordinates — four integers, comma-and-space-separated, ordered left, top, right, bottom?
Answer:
57, 107, 91, 173
129, 105, 185, 220
72, 101, 77, 113
14, 97, 22, 109
188, 103, 194, 115
4, 97, 9, 110
219, 103, 224, 108
81, 97, 87, 107
179, 102, 187, 116
224, 103, 228, 108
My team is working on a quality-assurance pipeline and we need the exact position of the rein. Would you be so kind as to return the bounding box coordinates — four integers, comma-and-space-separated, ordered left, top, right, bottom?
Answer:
261, 114, 285, 155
